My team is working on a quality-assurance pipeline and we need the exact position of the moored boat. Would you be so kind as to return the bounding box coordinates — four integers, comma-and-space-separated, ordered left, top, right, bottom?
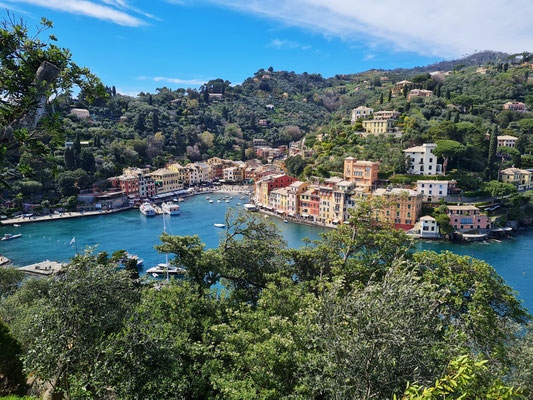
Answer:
162, 202, 180, 215
1, 233, 22, 241
214, 223, 225, 228
139, 202, 156, 216
146, 263, 186, 276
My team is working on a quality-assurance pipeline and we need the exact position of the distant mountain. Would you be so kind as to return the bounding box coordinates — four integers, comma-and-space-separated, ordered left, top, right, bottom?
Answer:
392, 50, 510, 75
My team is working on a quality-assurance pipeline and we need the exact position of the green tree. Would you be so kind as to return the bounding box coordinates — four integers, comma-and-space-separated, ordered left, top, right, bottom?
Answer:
0, 266, 25, 298
433, 140, 466, 175
401, 355, 524, 400
285, 155, 307, 176
64, 147, 75, 170
484, 180, 517, 203
0, 322, 27, 396
24, 251, 140, 397
80, 149, 95, 173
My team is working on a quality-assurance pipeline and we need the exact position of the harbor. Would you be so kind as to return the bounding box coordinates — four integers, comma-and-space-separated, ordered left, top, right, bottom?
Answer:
0, 194, 532, 311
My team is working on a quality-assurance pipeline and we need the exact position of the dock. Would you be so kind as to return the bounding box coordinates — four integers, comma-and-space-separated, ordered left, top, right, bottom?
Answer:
19, 260, 65, 276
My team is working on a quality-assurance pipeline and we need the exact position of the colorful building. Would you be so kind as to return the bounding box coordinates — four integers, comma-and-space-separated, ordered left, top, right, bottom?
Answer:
255, 174, 296, 208
351, 106, 374, 123
373, 188, 423, 230
447, 205, 490, 232
497, 135, 518, 148
150, 168, 183, 194
300, 187, 320, 220
503, 101, 527, 111
343, 157, 379, 189
500, 168, 532, 189
415, 180, 456, 201
408, 89, 432, 100
287, 181, 309, 216
362, 119, 395, 135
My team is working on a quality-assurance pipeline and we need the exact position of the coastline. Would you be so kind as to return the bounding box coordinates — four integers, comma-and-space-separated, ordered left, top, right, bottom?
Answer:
0, 206, 135, 226
252, 204, 518, 244
0, 185, 253, 227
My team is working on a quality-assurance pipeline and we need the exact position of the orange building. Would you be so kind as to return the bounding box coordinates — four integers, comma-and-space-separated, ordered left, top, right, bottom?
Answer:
343, 157, 379, 189
373, 188, 422, 230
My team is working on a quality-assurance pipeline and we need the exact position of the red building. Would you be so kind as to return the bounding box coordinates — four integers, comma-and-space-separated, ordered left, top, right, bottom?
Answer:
110, 175, 139, 196
300, 188, 320, 220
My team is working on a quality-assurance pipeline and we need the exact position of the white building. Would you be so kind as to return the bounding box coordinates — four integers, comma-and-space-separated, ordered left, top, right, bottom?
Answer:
404, 143, 443, 175
70, 108, 90, 119
416, 180, 455, 201
351, 106, 374, 123
187, 165, 201, 185
417, 215, 440, 238
193, 163, 210, 182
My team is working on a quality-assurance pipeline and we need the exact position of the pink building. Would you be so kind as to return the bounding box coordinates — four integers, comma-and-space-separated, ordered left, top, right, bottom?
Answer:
447, 205, 490, 232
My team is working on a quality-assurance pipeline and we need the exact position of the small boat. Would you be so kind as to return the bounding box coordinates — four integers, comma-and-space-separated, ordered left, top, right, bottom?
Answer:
146, 263, 186, 276
124, 253, 144, 266
206, 196, 210, 200
1, 233, 22, 241
237, 203, 241, 205
13, 224, 20, 227
244, 204, 257, 211
217, 200, 221, 203
162, 202, 180, 215
209, 200, 214, 204
139, 202, 156, 216
283, 220, 288, 223
178, 198, 185, 202
225, 200, 230, 203
214, 223, 225, 228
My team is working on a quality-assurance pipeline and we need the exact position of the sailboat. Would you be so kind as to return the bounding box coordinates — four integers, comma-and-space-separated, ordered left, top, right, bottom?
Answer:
146, 215, 185, 280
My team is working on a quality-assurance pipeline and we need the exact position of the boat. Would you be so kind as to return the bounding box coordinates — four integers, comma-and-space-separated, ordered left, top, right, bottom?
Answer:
244, 204, 257, 211
209, 200, 214, 204
1, 233, 22, 241
214, 223, 225, 228
146, 263, 186, 276
225, 200, 230, 203
206, 196, 210, 200
162, 202, 180, 215
139, 202, 156, 216
283, 220, 288, 223
217, 200, 221, 203
13, 224, 20, 227
124, 253, 144, 266
178, 198, 185, 202
237, 203, 241, 205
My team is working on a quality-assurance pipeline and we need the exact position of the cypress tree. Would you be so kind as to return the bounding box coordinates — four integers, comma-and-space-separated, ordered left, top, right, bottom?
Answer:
73, 133, 81, 155
454, 113, 460, 123
387, 90, 392, 102
487, 126, 498, 179
64, 147, 75, 170
446, 90, 451, 100
148, 94, 153, 106
152, 112, 159, 133
379, 93, 384, 104
112, 86, 117, 97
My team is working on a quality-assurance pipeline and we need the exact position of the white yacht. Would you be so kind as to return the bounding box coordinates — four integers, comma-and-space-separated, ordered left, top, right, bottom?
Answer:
162, 202, 180, 215
146, 263, 186, 277
139, 202, 156, 216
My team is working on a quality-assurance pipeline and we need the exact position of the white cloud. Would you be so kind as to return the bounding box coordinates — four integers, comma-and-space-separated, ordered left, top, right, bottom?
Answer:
138, 76, 208, 86
7, 0, 145, 26
267, 39, 311, 50
100, 0, 160, 20
207, 0, 533, 57
363, 53, 375, 61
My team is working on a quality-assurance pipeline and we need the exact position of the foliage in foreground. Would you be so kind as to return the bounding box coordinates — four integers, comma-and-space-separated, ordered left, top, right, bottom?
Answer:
0, 201, 532, 399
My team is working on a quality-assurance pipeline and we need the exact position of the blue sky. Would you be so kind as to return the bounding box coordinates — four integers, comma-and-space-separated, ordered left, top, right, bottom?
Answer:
2, 0, 532, 95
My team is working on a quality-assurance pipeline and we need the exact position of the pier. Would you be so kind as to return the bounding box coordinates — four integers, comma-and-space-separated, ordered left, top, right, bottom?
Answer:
19, 260, 64, 276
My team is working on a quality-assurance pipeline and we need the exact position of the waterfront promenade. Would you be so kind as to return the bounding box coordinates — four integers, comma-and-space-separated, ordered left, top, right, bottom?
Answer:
0, 206, 134, 226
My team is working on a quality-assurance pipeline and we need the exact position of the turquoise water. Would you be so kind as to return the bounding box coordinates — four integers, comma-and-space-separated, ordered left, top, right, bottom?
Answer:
1, 194, 532, 311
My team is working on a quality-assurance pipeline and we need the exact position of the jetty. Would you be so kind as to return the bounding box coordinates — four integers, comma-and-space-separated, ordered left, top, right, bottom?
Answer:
19, 260, 64, 276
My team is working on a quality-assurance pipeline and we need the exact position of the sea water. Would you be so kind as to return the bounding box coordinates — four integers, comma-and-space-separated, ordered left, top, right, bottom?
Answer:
1, 194, 531, 310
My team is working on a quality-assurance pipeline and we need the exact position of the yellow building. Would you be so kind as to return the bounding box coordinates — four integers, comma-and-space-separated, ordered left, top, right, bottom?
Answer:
500, 168, 532, 189
373, 188, 422, 229
362, 119, 395, 135
150, 168, 183, 194
167, 163, 190, 185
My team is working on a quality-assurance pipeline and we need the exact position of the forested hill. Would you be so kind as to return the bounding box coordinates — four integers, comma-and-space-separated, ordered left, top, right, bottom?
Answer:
5, 45, 533, 198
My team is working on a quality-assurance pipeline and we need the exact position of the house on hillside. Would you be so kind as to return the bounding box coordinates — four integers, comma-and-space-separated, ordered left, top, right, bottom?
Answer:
497, 135, 518, 148
503, 101, 527, 111
351, 106, 374, 123
404, 144, 443, 175
408, 89, 432, 100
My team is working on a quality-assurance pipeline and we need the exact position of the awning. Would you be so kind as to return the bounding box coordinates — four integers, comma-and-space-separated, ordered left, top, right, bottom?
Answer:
333, 219, 340, 224
288, 213, 295, 217
301, 213, 309, 217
